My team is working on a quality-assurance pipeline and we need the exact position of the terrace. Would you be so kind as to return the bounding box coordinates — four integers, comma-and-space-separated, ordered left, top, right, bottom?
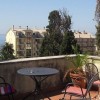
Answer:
0, 55, 100, 100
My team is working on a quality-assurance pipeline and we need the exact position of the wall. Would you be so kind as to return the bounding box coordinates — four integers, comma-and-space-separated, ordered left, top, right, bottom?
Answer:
0, 55, 100, 94
0, 55, 71, 94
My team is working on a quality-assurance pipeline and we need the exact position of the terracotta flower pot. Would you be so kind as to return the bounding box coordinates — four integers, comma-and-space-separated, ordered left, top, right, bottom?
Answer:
70, 72, 86, 88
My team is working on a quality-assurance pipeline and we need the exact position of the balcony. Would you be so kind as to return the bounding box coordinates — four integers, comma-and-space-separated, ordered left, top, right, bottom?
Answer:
26, 43, 32, 49
0, 55, 100, 100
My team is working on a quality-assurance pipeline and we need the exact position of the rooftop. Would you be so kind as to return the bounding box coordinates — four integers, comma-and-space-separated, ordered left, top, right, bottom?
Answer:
74, 31, 95, 38
0, 55, 100, 100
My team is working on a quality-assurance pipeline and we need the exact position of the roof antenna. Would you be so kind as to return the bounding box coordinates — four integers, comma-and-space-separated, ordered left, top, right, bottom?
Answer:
13, 25, 14, 30
19, 26, 21, 29
27, 26, 28, 30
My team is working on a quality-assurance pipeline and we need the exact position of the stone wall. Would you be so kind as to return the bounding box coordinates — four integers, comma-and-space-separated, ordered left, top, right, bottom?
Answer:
0, 55, 100, 94
0, 55, 72, 93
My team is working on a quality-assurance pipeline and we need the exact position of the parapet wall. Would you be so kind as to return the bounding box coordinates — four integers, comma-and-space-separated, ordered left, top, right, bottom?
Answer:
0, 55, 99, 94
0, 55, 69, 93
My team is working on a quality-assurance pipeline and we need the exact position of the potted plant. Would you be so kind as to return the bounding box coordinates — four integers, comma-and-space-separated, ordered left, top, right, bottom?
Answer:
66, 45, 88, 88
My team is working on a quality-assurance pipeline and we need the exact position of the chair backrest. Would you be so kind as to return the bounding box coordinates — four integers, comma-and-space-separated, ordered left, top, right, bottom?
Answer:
85, 72, 99, 95
0, 76, 6, 83
85, 63, 99, 83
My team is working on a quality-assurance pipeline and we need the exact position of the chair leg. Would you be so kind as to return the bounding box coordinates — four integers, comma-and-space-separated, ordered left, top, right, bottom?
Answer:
88, 92, 92, 100
63, 92, 66, 99
11, 94, 14, 100
7, 95, 11, 100
59, 93, 66, 100
59, 92, 66, 100
70, 95, 72, 100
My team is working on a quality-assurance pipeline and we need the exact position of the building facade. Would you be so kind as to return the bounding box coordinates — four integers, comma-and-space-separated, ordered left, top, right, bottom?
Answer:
74, 31, 96, 54
6, 26, 46, 58
6, 26, 96, 58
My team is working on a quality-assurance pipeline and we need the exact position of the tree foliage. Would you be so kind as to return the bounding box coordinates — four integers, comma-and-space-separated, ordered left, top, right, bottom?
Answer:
39, 9, 79, 56
95, 0, 100, 51
39, 33, 52, 56
95, 0, 100, 22
60, 31, 77, 54
60, 9, 72, 32
46, 10, 61, 33
96, 23, 100, 50
0, 43, 15, 60
40, 10, 63, 56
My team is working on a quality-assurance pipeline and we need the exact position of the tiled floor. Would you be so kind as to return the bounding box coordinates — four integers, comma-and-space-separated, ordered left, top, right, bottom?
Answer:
46, 91, 98, 100
20, 90, 98, 100
0, 90, 99, 100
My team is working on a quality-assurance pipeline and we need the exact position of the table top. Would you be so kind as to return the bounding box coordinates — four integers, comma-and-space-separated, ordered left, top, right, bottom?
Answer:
17, 67, 59, 76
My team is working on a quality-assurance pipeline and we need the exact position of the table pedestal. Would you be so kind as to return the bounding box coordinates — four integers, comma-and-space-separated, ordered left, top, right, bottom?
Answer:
23, 76, 51, 100
17, 67, 59, 100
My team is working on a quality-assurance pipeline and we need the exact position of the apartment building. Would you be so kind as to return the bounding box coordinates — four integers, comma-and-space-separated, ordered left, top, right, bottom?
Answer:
74, 31, 96, 54
6, 26, 96, 58
6, 26, 46, 58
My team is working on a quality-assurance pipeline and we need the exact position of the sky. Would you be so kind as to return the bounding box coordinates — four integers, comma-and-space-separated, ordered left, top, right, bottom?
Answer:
0, 0, 97, 35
